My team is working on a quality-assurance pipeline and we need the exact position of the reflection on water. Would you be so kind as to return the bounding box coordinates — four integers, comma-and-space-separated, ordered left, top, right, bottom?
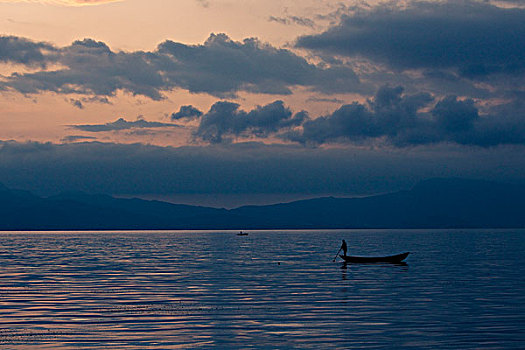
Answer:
340, 262, 409, 281
0, 229, 523, 349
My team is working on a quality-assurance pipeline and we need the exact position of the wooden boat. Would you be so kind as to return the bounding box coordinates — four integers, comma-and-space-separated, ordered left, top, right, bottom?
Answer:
236, 231, 248, 236
340, 252, 409, 263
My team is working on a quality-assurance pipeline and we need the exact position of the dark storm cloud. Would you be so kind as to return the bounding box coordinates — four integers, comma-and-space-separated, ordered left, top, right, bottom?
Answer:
71, 117, 180, 132
286, 86, 433, 145
194, 100, 308, 143
0, 140, 524, 198
0, 34, 360, 99
3, 38, 166, 99
296, 1, 525, 78
284, 86, 525, 147
471, 97, 525, 147
432, 96, 478, 134
154, 33, 359, 96
171, 105, 203, 120
62, 87, 524, 148
0, 36, 56, 66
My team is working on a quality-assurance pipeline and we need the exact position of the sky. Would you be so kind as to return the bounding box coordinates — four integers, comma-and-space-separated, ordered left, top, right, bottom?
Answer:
0, 0, 524, 207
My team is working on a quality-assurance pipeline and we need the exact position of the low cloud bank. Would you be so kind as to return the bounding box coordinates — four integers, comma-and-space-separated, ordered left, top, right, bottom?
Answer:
71, 118, 179, 132
180, 86, 525, 147
296, 1, 525, 78
0, 34, 360, 99
0, 140, 523, 198
285, 86, 525, 147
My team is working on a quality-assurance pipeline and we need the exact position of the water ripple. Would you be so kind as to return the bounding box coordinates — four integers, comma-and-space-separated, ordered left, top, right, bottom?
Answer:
0, 229, 523, 349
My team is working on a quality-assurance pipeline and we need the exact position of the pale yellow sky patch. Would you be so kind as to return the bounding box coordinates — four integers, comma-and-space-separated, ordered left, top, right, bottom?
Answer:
0, 0, 347, 50
0, 0, 121, 6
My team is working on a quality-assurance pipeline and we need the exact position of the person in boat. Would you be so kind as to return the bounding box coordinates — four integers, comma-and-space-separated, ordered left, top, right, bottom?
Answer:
341, 239, 347, 257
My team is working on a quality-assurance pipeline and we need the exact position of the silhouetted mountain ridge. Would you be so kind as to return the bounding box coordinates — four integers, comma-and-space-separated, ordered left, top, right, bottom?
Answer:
0, 178, 523, 230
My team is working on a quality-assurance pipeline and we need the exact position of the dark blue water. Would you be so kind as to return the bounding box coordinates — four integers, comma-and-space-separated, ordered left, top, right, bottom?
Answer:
0, 229, 523, 349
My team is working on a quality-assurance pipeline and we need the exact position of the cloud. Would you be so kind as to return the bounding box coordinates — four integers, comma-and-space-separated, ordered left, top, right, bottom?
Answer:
67, 96, 111, 109
285, 86, 432, 145
296, 1, 525, 78
62, 86, 525, 147
269, 15, 315, 28
61, 135, 97, 142
171, 105, 203, 120
194, 100, 308, 143
70, 117, 180, 132
0, 36, 56, 66
284, 85, 525, 147
0, 141, 352, 196
0, 140, 524, 199
0, 34, 360, 99
432, 96, 479, 134
68, 99, 84, 109
195, 0, 209, 8
2, 38, 167, 99
306, 97, 345, 104
470, 97, 525, 147
491, 0, 525, 7
155, 33, 359, 96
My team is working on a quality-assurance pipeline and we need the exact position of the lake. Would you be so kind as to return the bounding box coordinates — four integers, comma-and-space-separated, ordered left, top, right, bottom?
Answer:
0, 229, 523, 349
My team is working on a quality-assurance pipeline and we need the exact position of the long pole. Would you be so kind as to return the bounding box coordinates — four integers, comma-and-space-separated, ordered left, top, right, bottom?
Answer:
332, 247, 342, 262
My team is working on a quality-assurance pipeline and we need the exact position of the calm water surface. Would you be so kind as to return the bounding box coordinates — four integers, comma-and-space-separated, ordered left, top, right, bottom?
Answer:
0, 229, 523, 349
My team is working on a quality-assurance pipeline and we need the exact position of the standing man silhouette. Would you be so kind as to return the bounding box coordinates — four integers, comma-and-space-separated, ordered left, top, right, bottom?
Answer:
341, 239, 348, 257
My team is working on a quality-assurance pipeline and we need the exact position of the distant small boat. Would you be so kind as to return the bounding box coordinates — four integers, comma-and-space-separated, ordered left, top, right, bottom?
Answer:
340, 252, 409, 263
237, 231, 248, 236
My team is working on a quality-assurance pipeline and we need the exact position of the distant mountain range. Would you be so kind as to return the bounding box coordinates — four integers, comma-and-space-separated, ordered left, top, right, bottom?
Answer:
1, 178, 524, 230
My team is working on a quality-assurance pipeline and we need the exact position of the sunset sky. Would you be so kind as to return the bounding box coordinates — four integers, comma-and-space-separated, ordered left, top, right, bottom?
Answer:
1, 0, 524, 207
